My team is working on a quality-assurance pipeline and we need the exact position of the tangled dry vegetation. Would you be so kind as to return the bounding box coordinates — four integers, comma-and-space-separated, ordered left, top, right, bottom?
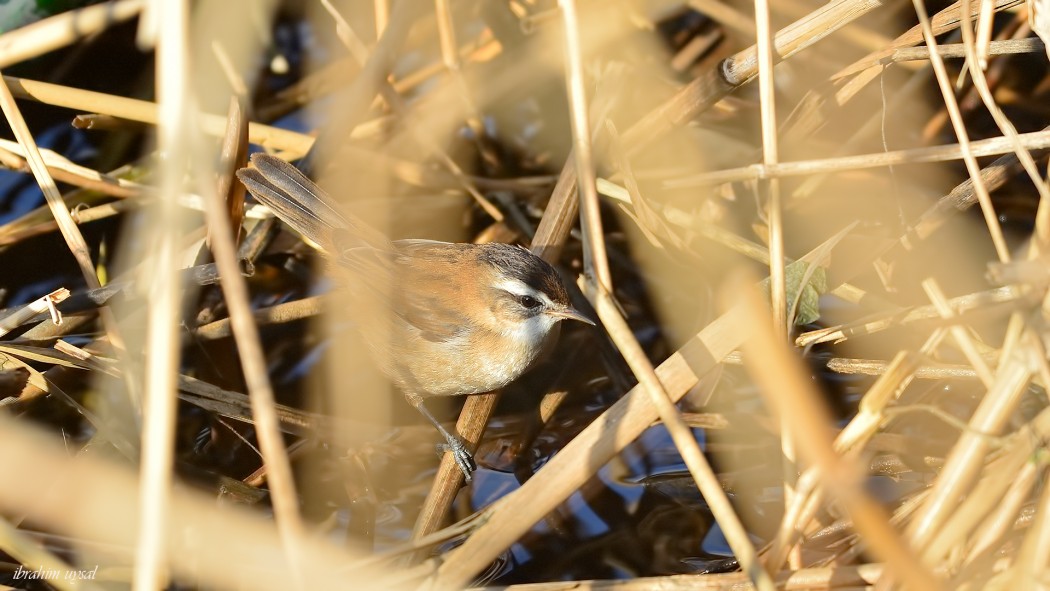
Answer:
1, 0, 1049, 589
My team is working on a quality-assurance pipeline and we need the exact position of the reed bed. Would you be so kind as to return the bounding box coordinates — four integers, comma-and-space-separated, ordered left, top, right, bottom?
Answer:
0, 0, 1048, 589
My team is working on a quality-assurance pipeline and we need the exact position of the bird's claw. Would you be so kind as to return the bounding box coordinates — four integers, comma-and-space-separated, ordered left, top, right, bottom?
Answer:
437, 435, 477, 482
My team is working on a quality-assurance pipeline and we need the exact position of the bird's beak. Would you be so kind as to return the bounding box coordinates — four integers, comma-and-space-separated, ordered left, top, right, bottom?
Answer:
549, 306, 596, 326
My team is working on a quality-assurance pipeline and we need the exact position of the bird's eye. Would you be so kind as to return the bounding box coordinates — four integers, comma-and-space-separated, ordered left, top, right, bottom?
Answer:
518, 295, 542, 310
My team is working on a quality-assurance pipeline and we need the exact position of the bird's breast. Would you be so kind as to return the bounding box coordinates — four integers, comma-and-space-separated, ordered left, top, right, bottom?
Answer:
389, 324, 555, 398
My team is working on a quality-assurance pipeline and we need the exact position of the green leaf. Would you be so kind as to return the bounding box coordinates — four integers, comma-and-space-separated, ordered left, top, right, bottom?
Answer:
762, 260, 828, 326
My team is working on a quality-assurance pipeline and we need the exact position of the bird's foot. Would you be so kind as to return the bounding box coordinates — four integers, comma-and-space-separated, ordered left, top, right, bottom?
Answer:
436, 434, 477, 482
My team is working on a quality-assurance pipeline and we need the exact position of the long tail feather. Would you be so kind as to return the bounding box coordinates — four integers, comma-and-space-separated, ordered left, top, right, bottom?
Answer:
236, 154, 388, 253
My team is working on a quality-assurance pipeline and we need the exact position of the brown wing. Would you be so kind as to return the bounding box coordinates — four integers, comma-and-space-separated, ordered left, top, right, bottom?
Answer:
386, 240, 475, 344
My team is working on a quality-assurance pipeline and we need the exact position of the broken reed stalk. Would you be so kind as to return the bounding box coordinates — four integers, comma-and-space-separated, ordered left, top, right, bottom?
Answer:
0, 289, 69, 338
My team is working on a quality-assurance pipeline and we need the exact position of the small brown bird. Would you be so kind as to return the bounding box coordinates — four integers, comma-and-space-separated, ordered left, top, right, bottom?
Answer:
237, 154, 593, 479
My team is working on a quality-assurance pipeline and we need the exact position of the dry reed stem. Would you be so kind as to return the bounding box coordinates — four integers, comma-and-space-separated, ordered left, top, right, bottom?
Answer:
411, 391, 498, 542
666, 129, 1050, 187
823, 357, 980, 379
909, 0, 1010, 263
3, 76, 315, 155
750, 0, 795, 563
875, 135, 1049, 278
964, 461, 1041, 567
0, 138, 146, 197
848, 0, 1020, 85
374, 0, 389, 36
959, 404, 1050, 569
920, 12, 1029, 143
795, 284, 1025, 348
0, 516, 102, 591
753, 0, 783, 337
532, 161, 581, 262
921, 279, 996, 387
861, 37, 1045, 68
0, 414, 400, 590
1008, 475, 1050, 589
958, 1, 1050, 244
975, 0, 996, 67
200, 99, 306, 567
925, 435, 1036, 564
132, 0, 187, 586
731, 278, 943, 591
0, 0, 144, 69
722, 0, 886, 85
767, 351, 920, 571
830, 0, 1025, 79
194, 296, 324, 340
907, 349, 1033, 553
319, 0, 369, 62
560, 0, 611, 293
176, 374, 319, 434
432, 0, 491, 166
0, 79, 115, 309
